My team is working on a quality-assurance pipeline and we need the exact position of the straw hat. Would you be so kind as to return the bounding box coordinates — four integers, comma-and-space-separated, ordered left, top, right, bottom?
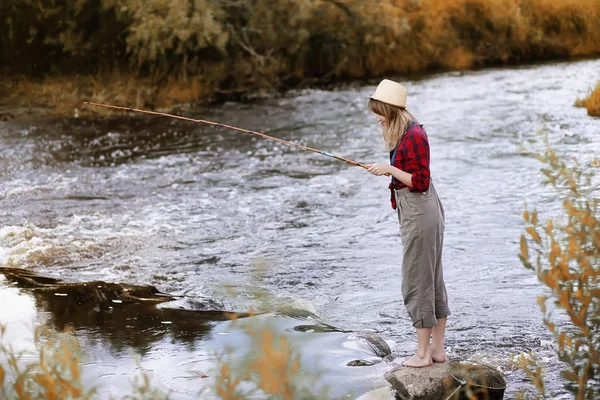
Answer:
369, 79, 408, 108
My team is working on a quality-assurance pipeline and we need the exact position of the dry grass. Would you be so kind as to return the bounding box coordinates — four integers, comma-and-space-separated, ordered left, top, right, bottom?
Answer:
212, 284, 331, 399
0, 74, 214, 117
575, 81, 600, 117
0, 325, 93, 400
0, 324, 168, 399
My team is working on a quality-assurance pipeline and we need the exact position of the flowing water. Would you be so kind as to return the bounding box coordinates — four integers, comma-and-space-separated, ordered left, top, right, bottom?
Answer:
1, 57, 599, 399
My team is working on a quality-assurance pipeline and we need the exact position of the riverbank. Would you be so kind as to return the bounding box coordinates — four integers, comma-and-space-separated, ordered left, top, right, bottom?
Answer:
2, 0, 600, 117
2, 56, 599, 122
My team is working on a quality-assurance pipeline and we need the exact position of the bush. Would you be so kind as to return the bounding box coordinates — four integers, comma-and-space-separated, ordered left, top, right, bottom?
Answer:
517, 139, 600, 398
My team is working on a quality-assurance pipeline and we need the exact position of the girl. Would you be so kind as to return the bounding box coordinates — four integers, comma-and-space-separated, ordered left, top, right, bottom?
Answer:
366, 79, 450, 368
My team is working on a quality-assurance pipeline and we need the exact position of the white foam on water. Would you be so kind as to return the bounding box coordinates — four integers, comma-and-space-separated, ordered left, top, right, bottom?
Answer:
0, 211, 153, 271
1, 174, 80, 199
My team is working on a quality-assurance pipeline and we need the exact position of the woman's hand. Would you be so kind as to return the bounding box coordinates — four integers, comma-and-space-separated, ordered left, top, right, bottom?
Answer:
367, 163, 391, 176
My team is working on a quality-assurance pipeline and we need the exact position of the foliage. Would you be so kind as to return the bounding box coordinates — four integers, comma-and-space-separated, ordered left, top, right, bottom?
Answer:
104, 0, 229, 78
0, 0, 126, 76
517, 138, 600, 399
2, 0, 600, 110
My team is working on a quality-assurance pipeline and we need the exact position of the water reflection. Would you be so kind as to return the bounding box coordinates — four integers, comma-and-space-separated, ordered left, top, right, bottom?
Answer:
1, 268, 247, 354
0, 268, 393, 398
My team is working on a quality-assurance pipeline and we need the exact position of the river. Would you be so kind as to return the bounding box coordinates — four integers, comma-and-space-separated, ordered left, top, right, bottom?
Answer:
1, 57, 599, 399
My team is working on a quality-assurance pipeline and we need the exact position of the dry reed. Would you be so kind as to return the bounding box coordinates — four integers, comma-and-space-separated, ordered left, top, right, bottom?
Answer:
575, 81, 600, 117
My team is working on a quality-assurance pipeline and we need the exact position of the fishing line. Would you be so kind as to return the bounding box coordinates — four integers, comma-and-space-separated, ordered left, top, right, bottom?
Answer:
83, 101, 372, 171
87, 105, 100, 137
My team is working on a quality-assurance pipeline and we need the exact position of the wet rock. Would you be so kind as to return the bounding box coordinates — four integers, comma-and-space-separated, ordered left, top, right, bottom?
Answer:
357, 332, 392, 358
347, 359, 376, 367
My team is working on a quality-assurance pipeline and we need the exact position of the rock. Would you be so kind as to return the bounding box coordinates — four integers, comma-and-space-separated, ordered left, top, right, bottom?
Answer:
384, 361, 506, 400
385, 363, 456, 400
347, 359, 376, 367
357, 332, 392, 358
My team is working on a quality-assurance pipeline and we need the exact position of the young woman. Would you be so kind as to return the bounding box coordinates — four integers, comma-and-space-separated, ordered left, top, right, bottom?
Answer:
366, 79, 450, 368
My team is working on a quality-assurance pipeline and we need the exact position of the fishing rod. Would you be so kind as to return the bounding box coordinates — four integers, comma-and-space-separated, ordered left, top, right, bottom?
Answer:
83, 101, 370, 171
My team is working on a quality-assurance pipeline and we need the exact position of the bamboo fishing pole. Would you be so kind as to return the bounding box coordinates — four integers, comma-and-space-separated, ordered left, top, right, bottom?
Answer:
83, 101, 371, 171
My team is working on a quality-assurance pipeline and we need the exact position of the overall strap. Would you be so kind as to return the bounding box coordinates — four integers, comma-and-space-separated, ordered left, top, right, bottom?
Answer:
389, 121, 419, 185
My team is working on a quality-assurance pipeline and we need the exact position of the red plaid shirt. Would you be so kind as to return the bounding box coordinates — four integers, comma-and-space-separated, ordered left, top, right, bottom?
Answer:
389, 122, 431, 209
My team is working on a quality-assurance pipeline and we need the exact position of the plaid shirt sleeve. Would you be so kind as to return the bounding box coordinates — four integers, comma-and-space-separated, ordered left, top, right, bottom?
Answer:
404, 128, 431, 192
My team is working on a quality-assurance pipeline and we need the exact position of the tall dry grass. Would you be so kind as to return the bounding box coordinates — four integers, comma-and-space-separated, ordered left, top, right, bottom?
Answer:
0, 325, 93, 399
575, 81, 600, 117
0, 324, 169, 399
1, 0, 600, 114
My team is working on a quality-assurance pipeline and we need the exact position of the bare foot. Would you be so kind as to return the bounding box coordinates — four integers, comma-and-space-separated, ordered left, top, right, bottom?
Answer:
403, 352, 433, 368
431, 348, 446, 363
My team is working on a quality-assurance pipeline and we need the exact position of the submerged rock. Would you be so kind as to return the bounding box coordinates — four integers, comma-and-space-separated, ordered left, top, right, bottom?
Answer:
0, 267, 175, 304
347, 359, 376, 367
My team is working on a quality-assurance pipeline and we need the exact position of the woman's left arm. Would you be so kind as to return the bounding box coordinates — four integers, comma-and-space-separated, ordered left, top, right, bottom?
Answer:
367, 131, 431, 191
378, 165, 413, 187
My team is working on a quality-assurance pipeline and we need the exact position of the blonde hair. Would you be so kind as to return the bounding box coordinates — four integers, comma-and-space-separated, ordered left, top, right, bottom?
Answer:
368, 99, 419, 151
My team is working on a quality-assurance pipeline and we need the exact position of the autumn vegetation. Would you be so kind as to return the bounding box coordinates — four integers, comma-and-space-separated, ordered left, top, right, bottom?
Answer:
575, 81, 600, 117
516, 142, 600, 399
1, 0, 600, 114
0, 326, 93, 399
0, 317, 331, 399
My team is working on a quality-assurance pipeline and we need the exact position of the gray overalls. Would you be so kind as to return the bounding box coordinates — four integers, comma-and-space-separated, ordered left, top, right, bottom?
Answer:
391, 125, 450, 329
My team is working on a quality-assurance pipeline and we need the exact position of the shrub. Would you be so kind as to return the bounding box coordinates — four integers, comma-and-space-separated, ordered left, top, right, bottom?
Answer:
517, 138, 600, 398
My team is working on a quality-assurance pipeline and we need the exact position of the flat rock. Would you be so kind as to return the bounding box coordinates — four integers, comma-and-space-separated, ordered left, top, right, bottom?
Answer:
384, 361, 506, 400
385, 363, 456, 400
